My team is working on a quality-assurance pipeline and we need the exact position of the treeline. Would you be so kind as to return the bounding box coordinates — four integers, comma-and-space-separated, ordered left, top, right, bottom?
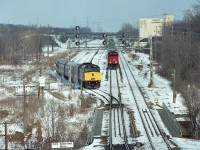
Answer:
0, 24, 91, 65
156, 1, 200, 139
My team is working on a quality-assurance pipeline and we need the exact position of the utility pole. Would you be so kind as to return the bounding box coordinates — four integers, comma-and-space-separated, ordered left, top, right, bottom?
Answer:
155, 26, 158, 62
15, 81, 35, 134
85, 36, 87, 49
0, 122, 9, 150
171, 25, 174, 36
5, 122, 8, 150
80, 81, 83, 112
128, 35, 131, 51
86, 17, 88, 49
67, 39, 72, 87
47, 24, 50, 62
80, 80, 83, 97
148, 36, 154, 87
51, 99, 55, 140
23, 81, 26, 134
173, 68, 176, 103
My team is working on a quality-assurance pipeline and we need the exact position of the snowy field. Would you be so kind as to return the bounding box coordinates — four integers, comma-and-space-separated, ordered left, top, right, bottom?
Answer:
0, 37, 200, 149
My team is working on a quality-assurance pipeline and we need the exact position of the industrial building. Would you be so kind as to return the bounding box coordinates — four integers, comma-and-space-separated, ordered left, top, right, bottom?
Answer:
139, 14, 174, 39
134, 14, 174, 49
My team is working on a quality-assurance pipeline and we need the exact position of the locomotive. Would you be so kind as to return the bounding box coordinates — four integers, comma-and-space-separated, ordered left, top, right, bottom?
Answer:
56, 58, 101, 89
107, 51, 119, 69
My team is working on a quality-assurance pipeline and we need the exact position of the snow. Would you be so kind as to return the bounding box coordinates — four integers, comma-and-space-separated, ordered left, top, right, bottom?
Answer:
0, 36, 200, 149
172, 137, 200, 150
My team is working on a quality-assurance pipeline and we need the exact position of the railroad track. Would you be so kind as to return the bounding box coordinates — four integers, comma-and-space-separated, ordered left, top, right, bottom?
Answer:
83, 89, 109, 104
119, 50, 172, 150
79, 43, 171, 149
107, 69, 132, 150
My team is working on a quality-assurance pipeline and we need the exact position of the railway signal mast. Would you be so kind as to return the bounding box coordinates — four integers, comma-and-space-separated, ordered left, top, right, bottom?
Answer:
102, 33, 107, 49
67, 39, 72, 87
75, 26, 80, 51
122, 32, 126, 49
148, 36, 154, 87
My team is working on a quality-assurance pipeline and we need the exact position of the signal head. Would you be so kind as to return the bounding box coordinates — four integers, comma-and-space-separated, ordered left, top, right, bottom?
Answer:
75, 34, 79, 38
102, 33, 106, 38
75, 26, 80, 30
76, 41, 80, 46
122, 33, 125, 38
102, 40, 107, 45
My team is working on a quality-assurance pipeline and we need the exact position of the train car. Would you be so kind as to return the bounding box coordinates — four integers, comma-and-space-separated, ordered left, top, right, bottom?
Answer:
56, 58, 76, 81
107, 38, 116, 51
107, 51, 119, 69
78, 63, 101, 89
56, 58, 101, 89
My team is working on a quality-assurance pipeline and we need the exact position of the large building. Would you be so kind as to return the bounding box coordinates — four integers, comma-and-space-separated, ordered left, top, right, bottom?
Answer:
139, 14, 174, 40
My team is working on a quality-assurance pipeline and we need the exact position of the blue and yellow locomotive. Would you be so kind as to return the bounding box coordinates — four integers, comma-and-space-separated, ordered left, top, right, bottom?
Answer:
56, 58, 101, 89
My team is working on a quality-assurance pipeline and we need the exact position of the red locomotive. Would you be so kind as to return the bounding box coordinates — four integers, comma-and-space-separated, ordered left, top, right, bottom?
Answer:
107, 51, 119, 69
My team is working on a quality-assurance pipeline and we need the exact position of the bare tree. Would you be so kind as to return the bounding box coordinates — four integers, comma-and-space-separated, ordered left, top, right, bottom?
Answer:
119, 22, 138, 36
156, 0, 200, 139
183, 86, 200, 139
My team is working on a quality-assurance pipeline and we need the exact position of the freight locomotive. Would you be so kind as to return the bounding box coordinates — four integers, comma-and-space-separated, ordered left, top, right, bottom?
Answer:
56, 58, 101, 89
107, 51, 119, 69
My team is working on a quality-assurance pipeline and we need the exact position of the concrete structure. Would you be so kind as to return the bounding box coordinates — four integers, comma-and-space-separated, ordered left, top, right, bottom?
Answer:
133, 14, 174, 49
139, 14, 174, 39
139, 18, 163, 39
163, 14, 174, 26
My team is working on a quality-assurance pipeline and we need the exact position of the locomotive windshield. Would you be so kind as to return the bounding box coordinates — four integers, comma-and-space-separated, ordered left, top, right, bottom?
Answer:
108, 51, 118, 56
84, 65, 100, 72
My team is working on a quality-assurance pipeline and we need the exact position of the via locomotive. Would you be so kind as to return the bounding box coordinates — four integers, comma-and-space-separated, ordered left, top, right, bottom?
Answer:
107, 51, 119, 69
56, 58, 101, 89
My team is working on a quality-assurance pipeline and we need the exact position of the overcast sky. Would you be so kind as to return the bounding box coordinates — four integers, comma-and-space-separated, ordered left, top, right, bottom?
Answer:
0, 0, 198, 32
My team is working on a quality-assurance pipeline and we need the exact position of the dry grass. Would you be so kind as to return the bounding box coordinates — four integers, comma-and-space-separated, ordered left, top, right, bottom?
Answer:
128, 53, 139, 61
0, 60, 12, 65
0, 68, 20, 73
9, 131, 25, 145
0, 49, 93, 148
135, 64, 143, 71
1, 83, 15, 93
48, 91, 66, 100
25, 120, 43, 143
0, 109, 9, 118
80, 95, 96, 112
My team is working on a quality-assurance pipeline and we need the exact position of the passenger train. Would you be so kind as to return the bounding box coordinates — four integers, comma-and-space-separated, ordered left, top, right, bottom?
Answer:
56, 58, 101, 89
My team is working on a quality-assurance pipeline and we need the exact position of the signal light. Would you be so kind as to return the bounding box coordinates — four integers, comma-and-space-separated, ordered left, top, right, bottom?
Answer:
122, 33, 125, 38
75, 25, 80, 47
75, 26, 80, 30
103, 40, 107, 45
102, 33, 106, 38
75, 34, 79, 38
122, 40, 126, 44
76, 41, 80, 46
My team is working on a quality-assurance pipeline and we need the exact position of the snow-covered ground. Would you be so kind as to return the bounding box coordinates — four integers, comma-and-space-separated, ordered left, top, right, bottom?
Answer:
0, 37, 200, 149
